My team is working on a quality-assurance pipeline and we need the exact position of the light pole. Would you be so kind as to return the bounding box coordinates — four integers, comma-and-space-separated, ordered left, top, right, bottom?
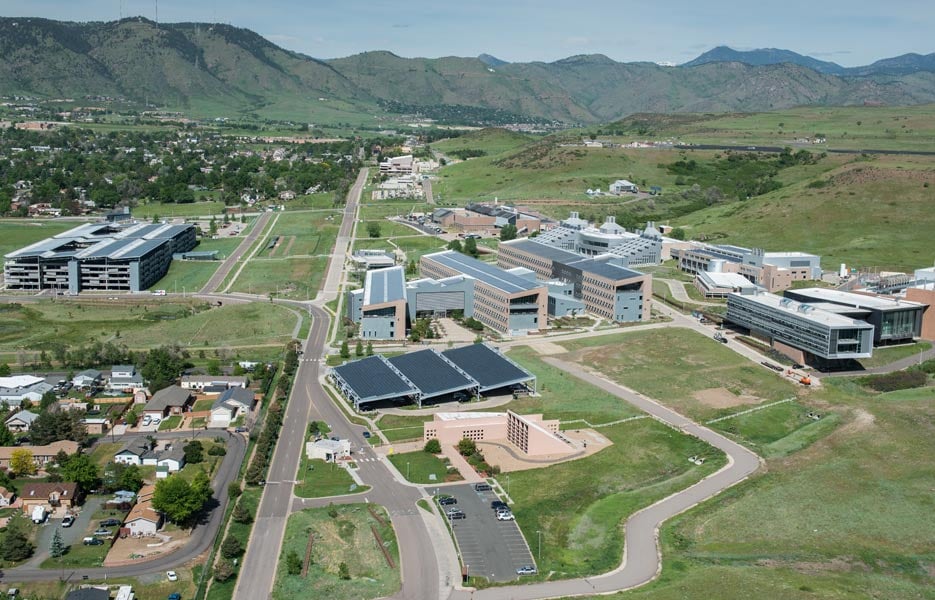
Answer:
536, 530, 542, 561
406, 461, 410, 480
506, 474, 510, 496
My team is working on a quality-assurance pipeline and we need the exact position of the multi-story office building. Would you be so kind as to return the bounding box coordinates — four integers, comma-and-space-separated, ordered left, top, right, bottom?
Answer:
346, 266, 408, 340
4, 222, 196, 293
421, 251, 548, 335
498, 239, 651, 323
783, 288, 926, 344
675, 243, 822, 292
531, 213, 664, 266
726, 291, 875, 362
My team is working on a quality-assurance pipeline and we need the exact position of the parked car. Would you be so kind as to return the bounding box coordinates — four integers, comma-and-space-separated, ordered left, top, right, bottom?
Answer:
362, 430, 371, 438
491, 500, 508, 511
438, 497, 457, 506
168, 594, 182, 600
474, 483, 491, 492
83, 537, 104, 546
142, 415, 152, 426
93, 529, 112, 536
235, 426, 248, 433
516, 566, 537, 575
100, 518, 122, 527
496, 511, 514, 521
152, 418, 162, 425
61, 515, 75, 528
447, 511, 466, 520
166, 571, 179, 582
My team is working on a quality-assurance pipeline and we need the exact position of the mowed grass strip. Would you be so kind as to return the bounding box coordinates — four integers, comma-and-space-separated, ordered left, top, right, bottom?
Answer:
376, 414, 433, 443
387, 450, 459, 484
230, 256, 329, 298
272, 504, 400, 600
293, 458, 365, 498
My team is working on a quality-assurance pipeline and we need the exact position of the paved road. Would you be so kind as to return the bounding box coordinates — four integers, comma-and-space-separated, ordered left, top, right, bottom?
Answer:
656, 278, 723, 307
200, 211, 273, 294
4, 430, 246, 583
449, 357, 762, 600
424, 178, 435, 204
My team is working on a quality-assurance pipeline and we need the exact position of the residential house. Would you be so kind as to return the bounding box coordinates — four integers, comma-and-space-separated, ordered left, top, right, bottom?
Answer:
64, 588, 110, 600
0, 374, 54, 403
209, 387, 255, 428
124, 484, 163, 536
609, 179, 639, 194
179, 375, 248, 391
5, 409, 39, 432
20, 481, 81, 513
114, 439, 158, 466
0, 486, 15, 507
0, 440, 79, 470
143, 385, 193, 418
155, 445, 185, 477
72, 369, 103, 389
107, 365, 144, 392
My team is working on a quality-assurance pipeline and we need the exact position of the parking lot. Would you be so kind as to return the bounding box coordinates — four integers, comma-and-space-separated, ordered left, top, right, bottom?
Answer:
440, 483, 536, 583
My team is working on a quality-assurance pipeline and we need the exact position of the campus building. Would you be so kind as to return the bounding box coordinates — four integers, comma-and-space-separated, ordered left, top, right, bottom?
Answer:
498, 239, 651, 322
4, 222, 196, 293
783, 288, 926, 344
405, 275, 476, 321
346, 266, 409, 340
726, 291, 874, 363
674, 243, 822, 293
531, 213, 664, 266
423, 411, 573, 457
421, 251, 548, 335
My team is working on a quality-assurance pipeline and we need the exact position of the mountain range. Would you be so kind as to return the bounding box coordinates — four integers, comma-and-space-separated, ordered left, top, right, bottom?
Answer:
3, 17, 935, 124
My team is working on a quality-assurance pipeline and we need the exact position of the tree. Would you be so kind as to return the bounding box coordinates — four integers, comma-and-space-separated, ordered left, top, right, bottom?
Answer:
354, 340, 364, 357
125, 409, 139, 427
50, 528, 66, 558
221, 536, 243, 559
214, 558, 235, 582
232, 501, 253, 524
1, 526, 34, 562
464, 236, 479, 258
339, 340, 350, 359
113, 463, 144, 492
0, 424, 14, 447
39, 390, 58, 411
424, 439, 441, 454
447, 239, 463, 253
184, 441, 204, 464
10, 448, 36, 476
669, 227, 686, 240
456, 438, 477, 457
365, 342, 373, 357
29, 409, 88, 446
338, 561, 351, 580
0, 363, 10, 376
500, 224, 518, 241
286, 550, 302, 575
367, 222, 381, 238
60, 453, 101, 491
228, 481, 242, 500
152, 472, 211, 525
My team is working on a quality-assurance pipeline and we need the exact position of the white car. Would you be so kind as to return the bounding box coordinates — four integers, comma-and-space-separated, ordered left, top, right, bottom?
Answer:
496, 511, 514, 521
152, 418, 161, 425
166, 570, 178, 582
142, 416, 152, 426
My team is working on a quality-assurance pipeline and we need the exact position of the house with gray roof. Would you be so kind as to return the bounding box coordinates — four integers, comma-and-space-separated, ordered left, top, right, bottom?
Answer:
143, 385, 192, 418
209, 387, 255, 428
5, 409, 39, 432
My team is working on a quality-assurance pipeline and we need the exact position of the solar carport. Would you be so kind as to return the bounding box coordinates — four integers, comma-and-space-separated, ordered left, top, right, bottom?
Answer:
329, 343, 536, 409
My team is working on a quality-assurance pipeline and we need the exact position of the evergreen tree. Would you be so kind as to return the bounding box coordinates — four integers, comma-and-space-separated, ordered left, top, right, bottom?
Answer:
50, 528, 65, 558
355, 340, 364, 357
365, 342, 374, 356
464, 236, 479, 258
340, 340, 350, 359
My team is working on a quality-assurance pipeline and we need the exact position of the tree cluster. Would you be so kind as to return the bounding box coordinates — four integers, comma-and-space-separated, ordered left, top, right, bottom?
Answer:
152, 470, 213, 526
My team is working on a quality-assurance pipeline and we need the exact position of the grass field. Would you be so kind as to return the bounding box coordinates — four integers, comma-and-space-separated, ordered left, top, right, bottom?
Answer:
0, 220, 79, 258
272, 504, 400, 600
856, 341, 932, 369
508, 418, 724, 580
387, 450, 458, 484
362, 219, 424, 238
376, 414, 433, 443
284, 193, 339, 210
258, 210, 341, 257
230, 256, 329, 299
506, 347, 642, 425
353, 236, 446, 264
433, 128, 534, 157
159, 415, 182, 430
133, 200, 227, 218
641, 376, 935, 598
0, 300, 298, 352
293, 458, 365, 498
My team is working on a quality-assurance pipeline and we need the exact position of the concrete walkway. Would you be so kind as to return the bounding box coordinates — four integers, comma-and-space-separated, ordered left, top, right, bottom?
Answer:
656, 278, 724, 307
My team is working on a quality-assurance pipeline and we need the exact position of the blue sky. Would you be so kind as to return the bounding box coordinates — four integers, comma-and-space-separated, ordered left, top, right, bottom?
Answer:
1, 0, 932, 66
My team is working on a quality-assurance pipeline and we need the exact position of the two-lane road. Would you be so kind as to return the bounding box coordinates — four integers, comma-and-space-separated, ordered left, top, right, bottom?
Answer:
200, 210, 273, 294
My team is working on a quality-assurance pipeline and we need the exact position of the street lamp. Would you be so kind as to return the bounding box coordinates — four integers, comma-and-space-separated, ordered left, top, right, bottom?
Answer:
536, 530, 542, 561
506, 474, 510, 495
406, 461, 410, 480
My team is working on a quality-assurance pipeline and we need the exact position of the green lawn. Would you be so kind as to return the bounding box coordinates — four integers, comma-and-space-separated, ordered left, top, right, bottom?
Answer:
230, 255, 329, 299
433, 128, 534, 156
857, 341, 932, 369
293, 458, 365, 498
88, 442, 123, 467
151, 259, 221, 293
353, 235, 446, 264
387, 450, 459, 484
258, 210, 341, 258
208, 487, 262, 599
284, 193, 339, 210
133, 200, 227, 218
508, 418, 724, 580
375, 414, 433, 443
272, 504, 400, 600
361, 220, 424, 238
193, 399, 215, 411
158, 415, 182, 431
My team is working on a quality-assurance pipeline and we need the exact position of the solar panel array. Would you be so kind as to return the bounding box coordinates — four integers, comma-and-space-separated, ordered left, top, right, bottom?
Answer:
330, 344, 534, 405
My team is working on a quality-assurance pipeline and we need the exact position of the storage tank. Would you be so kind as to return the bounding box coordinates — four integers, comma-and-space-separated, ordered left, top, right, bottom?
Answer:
709, 259, 726, 273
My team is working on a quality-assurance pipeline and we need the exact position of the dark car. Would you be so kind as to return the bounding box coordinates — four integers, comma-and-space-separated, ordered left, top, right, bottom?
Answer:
99, 518, 122, 527
168, 594, 182, 600
491, 500, 508, 511
474, 483, 491, 492
83, 537, 104, 546
439, 497, 457, 506
362, 430, 371, 439
447, 511, 466, 520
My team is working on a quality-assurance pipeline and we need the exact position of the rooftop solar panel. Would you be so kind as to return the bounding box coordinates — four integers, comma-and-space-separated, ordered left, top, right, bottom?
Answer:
388, 350, 475, 398
364, 266, 406, 305
425, 251, 542, 294
442, 344, 532, 391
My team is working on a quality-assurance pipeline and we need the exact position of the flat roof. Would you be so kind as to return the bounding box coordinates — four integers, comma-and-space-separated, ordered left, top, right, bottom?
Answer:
698, 271, 759, 288
503, 239, 582, 263
441, 343, 533, 391
569, 257, 644, 281
729, 292, 874, 328
785, 288, 925, 311
5, 221, 193, 261
424, 251, 543, 295
364, 266, 406, 305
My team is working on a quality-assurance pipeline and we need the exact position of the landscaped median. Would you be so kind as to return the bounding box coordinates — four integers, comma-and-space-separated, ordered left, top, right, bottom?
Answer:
387, 448, 462, 484
272, 504, 400, 600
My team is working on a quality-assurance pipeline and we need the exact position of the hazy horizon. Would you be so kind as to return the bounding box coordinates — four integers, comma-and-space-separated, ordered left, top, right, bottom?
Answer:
0, 0, 932, 67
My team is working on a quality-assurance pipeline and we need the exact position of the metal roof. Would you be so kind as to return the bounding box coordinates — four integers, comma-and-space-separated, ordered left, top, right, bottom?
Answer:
503, 239, 582, 263
331, 356, 419, 404
568, 258, 643, 281
424, 251, 543, 294
364, 266, 407, 305
785, 288, 926, 312
441, 343, 533, 392
387, 350, 476, 399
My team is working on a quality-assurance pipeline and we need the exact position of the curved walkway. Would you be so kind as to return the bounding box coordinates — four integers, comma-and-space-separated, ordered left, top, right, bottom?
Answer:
450, 357, 762, 600
656, 278, 723, 307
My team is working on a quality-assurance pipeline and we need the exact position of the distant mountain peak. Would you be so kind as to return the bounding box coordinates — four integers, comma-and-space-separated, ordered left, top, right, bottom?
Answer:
478, 53, 508, 67
552, 54, 616, 66
683, 46, 846, 75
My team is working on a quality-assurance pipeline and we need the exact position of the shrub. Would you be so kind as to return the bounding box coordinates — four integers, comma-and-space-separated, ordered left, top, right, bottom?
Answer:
232, 501, 253, 524
424, 439, 441, 454
286, 550, 302, 575
862, 369, 927, 392
456, 438, 477, 456
227, 482, 242, 499
221, 536, 243, 559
